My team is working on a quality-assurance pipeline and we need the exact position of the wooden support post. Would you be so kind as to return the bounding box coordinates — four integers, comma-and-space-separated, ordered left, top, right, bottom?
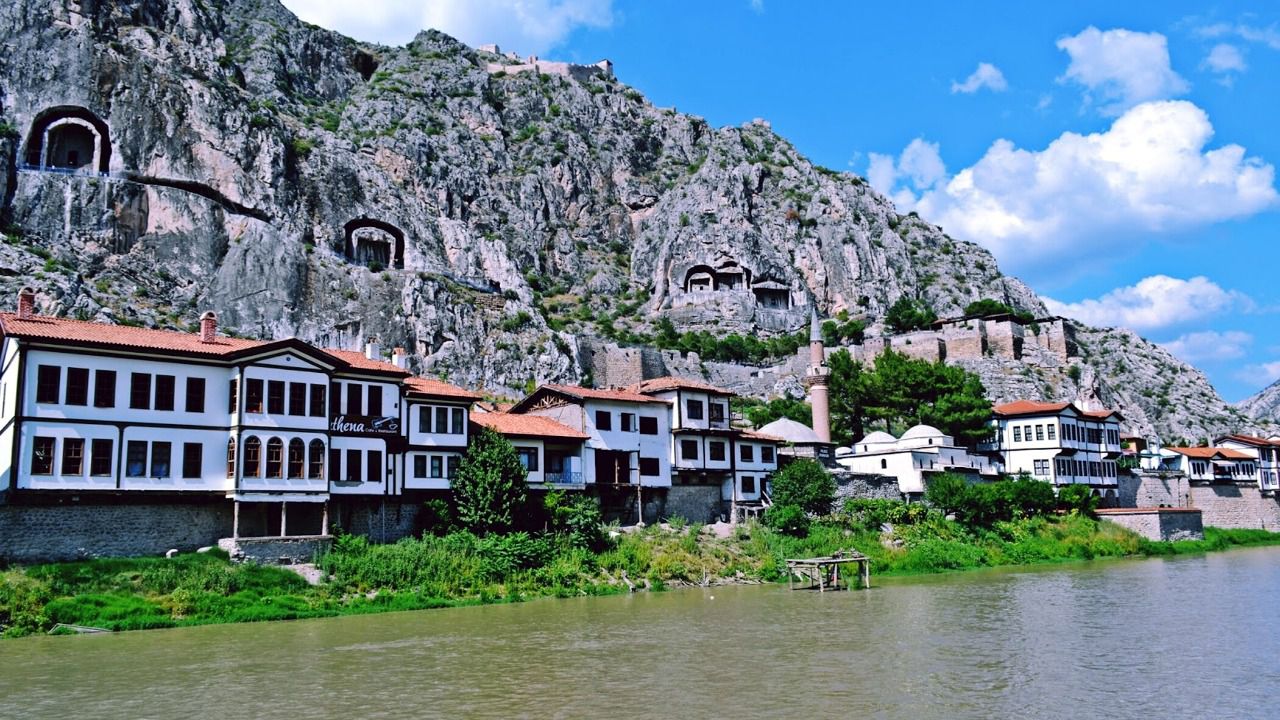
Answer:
833, 562, 840, 591
232, 500, 240, 539
280, 501, 287, 537
862, 559, 870, 589
321, 501, 329, 537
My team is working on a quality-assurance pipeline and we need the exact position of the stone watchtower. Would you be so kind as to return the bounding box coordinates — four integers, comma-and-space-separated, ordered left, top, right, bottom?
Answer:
804, 311, 832, 442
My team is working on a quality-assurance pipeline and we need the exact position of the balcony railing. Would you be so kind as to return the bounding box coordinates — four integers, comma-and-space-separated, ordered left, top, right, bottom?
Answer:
543, 472, 585, 485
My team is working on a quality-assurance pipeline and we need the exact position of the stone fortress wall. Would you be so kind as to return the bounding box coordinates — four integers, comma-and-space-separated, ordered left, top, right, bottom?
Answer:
851, 315, 1075, 366
479, 44, 613, 82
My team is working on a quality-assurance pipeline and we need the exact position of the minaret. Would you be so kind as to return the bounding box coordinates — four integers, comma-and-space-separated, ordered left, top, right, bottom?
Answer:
804, 310, 832, 442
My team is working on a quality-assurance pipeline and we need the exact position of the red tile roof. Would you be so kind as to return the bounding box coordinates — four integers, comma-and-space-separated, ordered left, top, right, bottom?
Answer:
740, 430, 783, 443
404, 376, 481, 401
0, 312, 265, 357
540, 384, 666, 404
1217, 433, 1280, 448
630, 376, 735, 396
322, 348, 409, 376
1165, 447, 1254, 460
470, 412, 589, 440
992, 400, 1072, 417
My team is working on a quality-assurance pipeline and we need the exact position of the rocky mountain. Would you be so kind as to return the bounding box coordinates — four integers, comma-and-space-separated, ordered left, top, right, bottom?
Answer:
1236, 381, 1280, 427
0, 0, 1255, 442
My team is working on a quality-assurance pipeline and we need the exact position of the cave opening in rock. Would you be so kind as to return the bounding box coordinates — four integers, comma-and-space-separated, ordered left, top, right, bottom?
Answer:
343, 219, 405, 269
752, 281, 790, 309
352, 50, 379, 81
683, 264, 716, 292
23, 106, 112, 173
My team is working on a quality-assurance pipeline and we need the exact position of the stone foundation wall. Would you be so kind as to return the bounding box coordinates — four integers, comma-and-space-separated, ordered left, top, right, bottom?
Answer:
1189, 484, 1280, 531
329, 497, 423, 543
834, 471, 904, 503
649, 485, 723, 524
0, 497, 233, 563
1097, 508, 1203, 541
218, 535, 333, 564
1118, 472, 1190, 508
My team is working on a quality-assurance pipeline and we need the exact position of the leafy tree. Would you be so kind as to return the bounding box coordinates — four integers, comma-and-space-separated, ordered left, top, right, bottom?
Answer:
543, 490, 605, 550
828, 349, 872, 444
884, 297, 937, 334
763, 503, 810, 537
963, 298, 1035, 324
736, 396, 812, 428
1056, 484, 1098, 517
654, 316, 680, 348
452, 427, 529, 535
924, 472, 971, 516
821, 318, 867, 346
836, 350, 991, 445
770, 459, 836, 516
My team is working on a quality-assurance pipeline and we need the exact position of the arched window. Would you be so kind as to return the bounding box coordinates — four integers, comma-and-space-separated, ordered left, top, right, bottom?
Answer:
266, 438, 284, 478
308, 440, 326, 479
287, 439, 305, 479
226, 438, 237, 479
243, 436, 261, 478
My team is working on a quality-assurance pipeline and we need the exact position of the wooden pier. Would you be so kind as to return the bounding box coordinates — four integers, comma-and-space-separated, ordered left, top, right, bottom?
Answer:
785, 551, 870, 591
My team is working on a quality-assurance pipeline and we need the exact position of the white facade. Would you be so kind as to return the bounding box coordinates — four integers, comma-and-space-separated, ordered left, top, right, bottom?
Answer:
1160, 447, 1259, 484
838, 425, 997, 495
1214, 435, 1280, 493
981, 402, 1123, 489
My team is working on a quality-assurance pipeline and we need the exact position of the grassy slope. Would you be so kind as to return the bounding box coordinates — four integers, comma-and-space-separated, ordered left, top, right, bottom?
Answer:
3, 519, 1280, 638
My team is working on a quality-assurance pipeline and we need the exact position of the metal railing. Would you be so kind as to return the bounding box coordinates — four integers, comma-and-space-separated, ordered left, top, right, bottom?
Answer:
543, 471, 585, 485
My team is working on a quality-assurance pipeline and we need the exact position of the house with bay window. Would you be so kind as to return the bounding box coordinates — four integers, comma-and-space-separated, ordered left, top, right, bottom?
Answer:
1160, 446, 1259, 484
470, 412, 588, 488
980, 400, 1123, 502
402, 376, 480, 491
1213, 434, 1280, 494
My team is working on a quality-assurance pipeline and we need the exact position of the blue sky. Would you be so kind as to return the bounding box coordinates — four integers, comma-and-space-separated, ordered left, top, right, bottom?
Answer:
283, 0, 1280, 402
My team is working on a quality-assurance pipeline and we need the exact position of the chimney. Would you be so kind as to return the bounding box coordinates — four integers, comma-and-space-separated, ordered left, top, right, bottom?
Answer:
365, 338, 381, 361
198, 311, 218, 343
392, 346, 408, 370
16, 287, 36, 319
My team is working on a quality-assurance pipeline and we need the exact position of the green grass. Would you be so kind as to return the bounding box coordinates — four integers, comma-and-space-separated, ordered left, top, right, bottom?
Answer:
4, 519, 1279, 639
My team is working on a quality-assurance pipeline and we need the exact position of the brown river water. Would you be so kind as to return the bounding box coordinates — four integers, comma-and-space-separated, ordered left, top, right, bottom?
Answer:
3, 547, 1279, 719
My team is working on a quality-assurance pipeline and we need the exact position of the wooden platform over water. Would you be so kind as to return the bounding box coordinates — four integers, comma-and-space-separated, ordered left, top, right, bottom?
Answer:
785, 551, 870, 591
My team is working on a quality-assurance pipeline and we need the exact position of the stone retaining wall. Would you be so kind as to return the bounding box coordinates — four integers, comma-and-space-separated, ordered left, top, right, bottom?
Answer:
1118, 472, 1190, 508
833, 471, 904, 503
1189, 484, 1280, 531
217, 535, 333, 564
1097, 508, 1203, 541
0, 498, 232, 563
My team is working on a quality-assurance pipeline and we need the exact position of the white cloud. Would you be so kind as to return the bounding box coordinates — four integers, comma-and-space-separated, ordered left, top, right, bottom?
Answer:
874, 100, 1277, 273
1043, 275, 1251, 331
281, 0, 613, 52
1057, 27, 1189, 115
1236, 361, 1280, 389
1161, 330, 1253, 363
1203, 43, 1247, 74
1197, 22, 1280, 50
951, 62, 1008, 94
749, 0, 765, 13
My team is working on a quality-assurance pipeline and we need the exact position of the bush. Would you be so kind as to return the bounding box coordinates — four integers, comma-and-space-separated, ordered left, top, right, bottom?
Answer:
452, 428, 529, 535
1056, 484, 1097, 517
927, 474, 1055, 528
763, 504, 810, 537
416, 498, 457, 536
544, 491, 605, 551
925, 473, 971, 516
770, 460, 836, 516
841, 498, 929, 530
477, 532, 552, 578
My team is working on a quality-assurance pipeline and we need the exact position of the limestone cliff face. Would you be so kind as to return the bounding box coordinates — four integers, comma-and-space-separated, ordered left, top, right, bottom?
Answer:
0, 0, 1248, 441
1237, 381, 1280, 428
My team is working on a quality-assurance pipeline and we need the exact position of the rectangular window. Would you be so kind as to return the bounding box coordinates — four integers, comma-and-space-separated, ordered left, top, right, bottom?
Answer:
1035, 425, 1044, 441
740, 444, 755, 462
61, 438, 84, 475
94, 370, 116, 408
414, 455, 428, 478
228, 378, 239, 413
1033, 459, 1048, 476
346, 383, 363, 416
639, 457, 660, 476
451, 408, 464, 434
430, 455, 444, 478
245, 378, 264, 413
90, 439, 112, 476
1048, 424, 1057, 441
126, 441, 148, 477
346, 449, 362, 482
329, 382, 342, 417
367, 450, 383, 483
151, 442, 172, 478
265, 440, 283, 478
182, 443, 202, 479
287, 441, 304, 479
515, 448, 538, 472
639, 416, 658, 435
709, 402, 726, 424
621, 412, 636, 432
308, 442, 324, 479
419, 406, 432, 433
36, 365, 60, 404
681, 439, 699, 461
686, 399, 704, 421
267, 380, 285, 415
184, 377, 206, 413
368, 387, 383, 417
154, 375, 175, 411
65, 367, 89, 406
762, 446, 775, 464
329, 448, 342, 482
741, 476, 756, 494
596, 410, 612, 431
309, 384, 326, 418
31, 436, 56, 474
288, 382, 307, 416
447, 456, 460, 478
1013, 426, 1022, 443
435, 407, 449, 434
709, 441, 726, 462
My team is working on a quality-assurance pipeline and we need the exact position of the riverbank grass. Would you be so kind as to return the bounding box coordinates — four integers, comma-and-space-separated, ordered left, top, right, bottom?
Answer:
5, 517, 1280, 638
